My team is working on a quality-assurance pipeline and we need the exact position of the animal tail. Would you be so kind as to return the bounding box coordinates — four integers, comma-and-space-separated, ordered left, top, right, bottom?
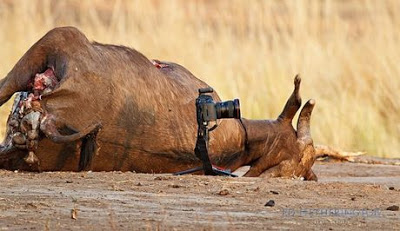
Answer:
79, 131, 99, 171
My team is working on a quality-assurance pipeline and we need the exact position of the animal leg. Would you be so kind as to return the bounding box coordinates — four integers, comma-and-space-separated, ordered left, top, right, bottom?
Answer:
259, 165, 282, 178
277, 75, 302, 123
297, 99, 315, 147
243, 150, 283, 177
0, 27, 89, 107
304, 169, 318, 181
295, 100, 318, 180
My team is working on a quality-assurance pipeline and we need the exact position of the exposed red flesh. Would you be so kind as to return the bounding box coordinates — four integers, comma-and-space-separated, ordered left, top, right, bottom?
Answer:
33, 68, 57, 93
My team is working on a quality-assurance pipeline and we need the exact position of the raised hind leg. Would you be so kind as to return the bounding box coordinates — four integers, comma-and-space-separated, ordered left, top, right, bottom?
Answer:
277, 75, 302, 123
0, 27, 90, 107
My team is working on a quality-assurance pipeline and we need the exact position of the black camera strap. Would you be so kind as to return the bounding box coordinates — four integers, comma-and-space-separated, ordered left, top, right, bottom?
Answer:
174, 123, 237, 176
194, 126, 214, 175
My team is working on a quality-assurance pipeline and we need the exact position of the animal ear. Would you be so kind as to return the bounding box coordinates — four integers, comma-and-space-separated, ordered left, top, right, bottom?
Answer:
296, 99, 315, 145
277, 75, 302, 123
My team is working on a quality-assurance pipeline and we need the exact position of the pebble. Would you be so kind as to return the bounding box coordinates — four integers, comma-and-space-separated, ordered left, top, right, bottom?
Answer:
386, 205, 399, 211
264, 200, 275, 207
218, 189, 229, 196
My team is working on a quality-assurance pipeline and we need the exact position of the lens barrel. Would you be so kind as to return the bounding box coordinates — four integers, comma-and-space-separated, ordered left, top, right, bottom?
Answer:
215, 99, 240, 119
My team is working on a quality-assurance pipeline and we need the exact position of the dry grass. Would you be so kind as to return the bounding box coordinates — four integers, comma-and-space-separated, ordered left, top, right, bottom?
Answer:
0, 0, 399, 158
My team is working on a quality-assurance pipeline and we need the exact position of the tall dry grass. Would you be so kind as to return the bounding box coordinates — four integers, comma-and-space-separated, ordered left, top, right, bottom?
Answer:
0, 0, 399, 158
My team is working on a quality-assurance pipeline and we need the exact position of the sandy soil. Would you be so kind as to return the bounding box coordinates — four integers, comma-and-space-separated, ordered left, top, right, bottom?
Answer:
0, 161, 399, 230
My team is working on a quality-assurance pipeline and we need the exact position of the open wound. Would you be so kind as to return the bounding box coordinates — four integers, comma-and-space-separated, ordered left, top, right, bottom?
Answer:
8, 68, 58, 165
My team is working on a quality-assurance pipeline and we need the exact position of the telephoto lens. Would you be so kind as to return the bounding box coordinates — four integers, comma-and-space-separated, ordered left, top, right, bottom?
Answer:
215, 99, 240, 119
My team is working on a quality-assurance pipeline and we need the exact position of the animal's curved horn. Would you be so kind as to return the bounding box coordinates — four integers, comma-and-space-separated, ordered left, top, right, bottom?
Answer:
277, 75, 302, 123
40, 117, 102, 143
296, 99, 315, 144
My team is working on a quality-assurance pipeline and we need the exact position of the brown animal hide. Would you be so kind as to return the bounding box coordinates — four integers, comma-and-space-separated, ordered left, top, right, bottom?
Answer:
0, 27, 317, 180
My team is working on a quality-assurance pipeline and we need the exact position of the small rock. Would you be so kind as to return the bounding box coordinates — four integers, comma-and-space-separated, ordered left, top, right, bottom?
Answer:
169, 184, 181, 188
218, 189, 230, 196
66, 180, 73, 183
182, 208, 195, 212
351, 197, 356, 201
270, 190, 279, 195
154, 176, 170, 181
388, 186, 395, 190
25, 202, 37, 209
136, 182, 142, 186
386, 205, 399, 211
265, 200, 275, 207
71, 208, 78, 220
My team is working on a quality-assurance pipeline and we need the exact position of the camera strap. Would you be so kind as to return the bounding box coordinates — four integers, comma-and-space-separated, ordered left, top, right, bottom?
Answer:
194, 129, 214, 175
173, 125, 237, 177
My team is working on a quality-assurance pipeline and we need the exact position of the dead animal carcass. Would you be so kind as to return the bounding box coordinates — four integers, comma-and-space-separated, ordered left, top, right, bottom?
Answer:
0, 27, 317, 180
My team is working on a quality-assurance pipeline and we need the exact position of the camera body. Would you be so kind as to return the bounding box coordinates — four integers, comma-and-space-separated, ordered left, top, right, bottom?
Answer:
196, 87, 241, 125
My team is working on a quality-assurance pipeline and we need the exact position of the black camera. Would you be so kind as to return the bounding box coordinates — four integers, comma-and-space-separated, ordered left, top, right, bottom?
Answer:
196, 87, 240, 124
174, 87, 240, 176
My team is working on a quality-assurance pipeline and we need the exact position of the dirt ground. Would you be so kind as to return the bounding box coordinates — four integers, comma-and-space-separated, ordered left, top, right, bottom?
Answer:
0, 160, 399, 230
